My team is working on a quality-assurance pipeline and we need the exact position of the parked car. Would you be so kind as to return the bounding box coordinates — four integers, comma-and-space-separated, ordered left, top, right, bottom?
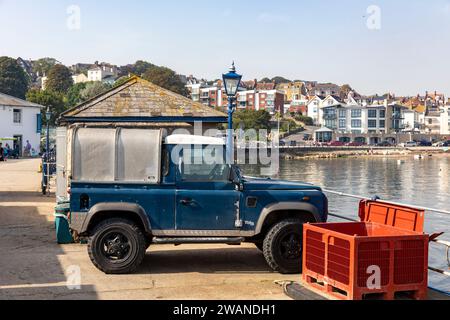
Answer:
443, 140, 450, 147
66, 129, 329, 275
418, 140, 432, 147
400, 141, 418, 147
289, 141, 297, 147
376, 141, 393, 147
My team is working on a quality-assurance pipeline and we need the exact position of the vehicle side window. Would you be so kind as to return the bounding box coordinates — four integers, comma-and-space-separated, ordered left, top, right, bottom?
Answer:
182, 163, 231, 182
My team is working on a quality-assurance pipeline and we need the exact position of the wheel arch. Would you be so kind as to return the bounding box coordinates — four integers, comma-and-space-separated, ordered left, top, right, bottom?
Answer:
81, 203, 152, 236
254, 202, 321, 236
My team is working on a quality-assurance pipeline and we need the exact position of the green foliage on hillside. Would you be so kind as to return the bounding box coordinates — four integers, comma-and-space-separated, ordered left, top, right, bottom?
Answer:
46, 64, 73, 94
0, 56, 29, 99
233, 110, 272, 131
143, 65, 188, 96
26, 89, 65, 125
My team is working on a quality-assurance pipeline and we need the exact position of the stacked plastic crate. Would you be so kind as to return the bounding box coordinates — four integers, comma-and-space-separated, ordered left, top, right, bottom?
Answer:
302, 200, 429, 300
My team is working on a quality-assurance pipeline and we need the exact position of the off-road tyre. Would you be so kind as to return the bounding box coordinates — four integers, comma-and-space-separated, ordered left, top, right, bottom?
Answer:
88, 218, 147, 274
263, 219, 304, 274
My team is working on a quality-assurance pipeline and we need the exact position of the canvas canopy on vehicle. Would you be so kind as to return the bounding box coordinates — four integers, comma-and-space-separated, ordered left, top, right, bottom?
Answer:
71, 128, 163, 184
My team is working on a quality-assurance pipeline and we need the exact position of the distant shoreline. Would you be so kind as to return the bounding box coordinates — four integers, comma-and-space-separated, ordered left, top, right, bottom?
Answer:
280, 147, 450, 160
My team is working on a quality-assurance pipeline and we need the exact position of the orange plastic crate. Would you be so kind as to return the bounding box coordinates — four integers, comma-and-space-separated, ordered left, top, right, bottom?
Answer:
302, 200, 429, 300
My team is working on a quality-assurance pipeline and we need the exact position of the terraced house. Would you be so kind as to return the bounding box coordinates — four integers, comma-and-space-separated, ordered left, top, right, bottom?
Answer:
316, 93, 410, 144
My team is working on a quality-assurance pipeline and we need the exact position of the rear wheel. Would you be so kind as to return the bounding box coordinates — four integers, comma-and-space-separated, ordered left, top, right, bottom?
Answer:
88, 218, 147, 274
263, 219, 304, 274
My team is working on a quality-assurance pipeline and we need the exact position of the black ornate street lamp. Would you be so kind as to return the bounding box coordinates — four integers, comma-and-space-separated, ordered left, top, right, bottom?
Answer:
222, 62, 242, 163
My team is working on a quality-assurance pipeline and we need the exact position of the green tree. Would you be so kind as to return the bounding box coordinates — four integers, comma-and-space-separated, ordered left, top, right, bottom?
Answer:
120, 60, 154, 77
80, 81, 111, 101
45, 64, 73, 94
0, 56, 29, 99
26, 89, 65, 125
32, 58, 58, 76
271, 76, 291, 85
66, 82, 88, 107
143, 65, 188, 96
233, 110, 272, 131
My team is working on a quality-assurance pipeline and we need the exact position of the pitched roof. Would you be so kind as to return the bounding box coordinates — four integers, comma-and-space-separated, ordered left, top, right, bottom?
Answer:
60, 76, 226, 122
0, 92, 44, 108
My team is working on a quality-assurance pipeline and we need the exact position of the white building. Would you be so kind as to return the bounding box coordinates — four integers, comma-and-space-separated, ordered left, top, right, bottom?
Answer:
88, 65, 118, 82
439, 105, 450, 135
0, 92, 44, 156
306, 95, 325, 124
186, 83, 203, 102
41, 76, 48, 90
318, 94, 389, 135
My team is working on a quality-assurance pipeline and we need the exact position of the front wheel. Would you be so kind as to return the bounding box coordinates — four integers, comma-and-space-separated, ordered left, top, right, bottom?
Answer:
88, 218, 147, 274
263, 219, 304, 274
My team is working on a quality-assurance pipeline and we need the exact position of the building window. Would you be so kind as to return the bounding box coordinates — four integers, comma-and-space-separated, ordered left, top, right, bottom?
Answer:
368, 110, 377, 118
351, 120, 362, 128
379, 120, 386, 128
339, 109, 346, 118
351, 109, 362, 118
379, 110, 386, 118
368, 120, 377, 128
13, 109, 22, 124
339, 119, 346, 129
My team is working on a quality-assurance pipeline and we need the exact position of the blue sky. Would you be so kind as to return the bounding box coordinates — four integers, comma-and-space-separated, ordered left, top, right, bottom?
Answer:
1, 0, 450, 96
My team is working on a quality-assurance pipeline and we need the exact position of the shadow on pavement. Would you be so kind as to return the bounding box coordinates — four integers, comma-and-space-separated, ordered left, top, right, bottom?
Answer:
138, 247, 273, 275
0, 199, 98, 300
0, 191, 55, 204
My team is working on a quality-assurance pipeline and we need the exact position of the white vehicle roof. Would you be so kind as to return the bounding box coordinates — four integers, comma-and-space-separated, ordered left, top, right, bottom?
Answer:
165, 134, 225, 145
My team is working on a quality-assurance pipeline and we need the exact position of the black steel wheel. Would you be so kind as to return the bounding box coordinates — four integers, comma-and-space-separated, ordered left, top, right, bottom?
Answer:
88, 218, 146, 274
263, 219, 304, 274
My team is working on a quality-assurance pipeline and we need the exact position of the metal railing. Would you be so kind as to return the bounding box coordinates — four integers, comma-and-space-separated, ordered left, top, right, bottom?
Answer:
323, 189, 450, 277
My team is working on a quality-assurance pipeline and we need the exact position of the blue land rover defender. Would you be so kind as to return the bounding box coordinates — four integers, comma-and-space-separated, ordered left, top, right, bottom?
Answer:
67, 128, 328, 274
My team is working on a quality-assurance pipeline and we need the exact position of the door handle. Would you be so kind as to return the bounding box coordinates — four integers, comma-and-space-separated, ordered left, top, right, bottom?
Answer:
180, 199, 194, 206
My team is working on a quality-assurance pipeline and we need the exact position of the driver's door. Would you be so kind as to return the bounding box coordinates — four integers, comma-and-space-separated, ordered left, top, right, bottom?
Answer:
175, 163, 240, 231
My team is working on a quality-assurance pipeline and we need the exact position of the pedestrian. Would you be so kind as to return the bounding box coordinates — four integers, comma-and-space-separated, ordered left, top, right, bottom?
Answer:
5, 143, 11, 159
24, 140, 32, 157
0, 143, 4, 162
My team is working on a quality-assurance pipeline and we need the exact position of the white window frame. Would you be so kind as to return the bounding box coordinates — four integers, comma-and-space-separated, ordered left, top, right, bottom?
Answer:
13, 109, 22, 125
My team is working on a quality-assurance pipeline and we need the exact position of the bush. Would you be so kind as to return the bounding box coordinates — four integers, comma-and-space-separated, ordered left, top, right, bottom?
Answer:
295, 115, 314, 126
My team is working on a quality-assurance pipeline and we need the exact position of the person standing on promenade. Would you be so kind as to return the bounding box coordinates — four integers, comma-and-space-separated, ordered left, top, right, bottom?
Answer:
0, 143, 4, 162
24, 140, 32, 157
